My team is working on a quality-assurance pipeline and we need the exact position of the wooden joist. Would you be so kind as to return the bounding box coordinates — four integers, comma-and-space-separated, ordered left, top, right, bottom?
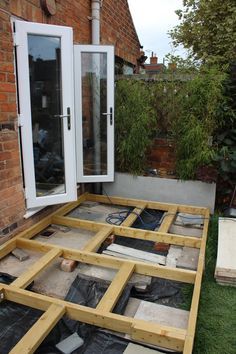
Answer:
0, 192, 209, 354
96, 262, 135, 312
9, 304, 65, 354
11, 248, 62, 289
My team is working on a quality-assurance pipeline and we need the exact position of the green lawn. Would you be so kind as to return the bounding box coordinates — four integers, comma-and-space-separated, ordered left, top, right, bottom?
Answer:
192, 216, 236, 354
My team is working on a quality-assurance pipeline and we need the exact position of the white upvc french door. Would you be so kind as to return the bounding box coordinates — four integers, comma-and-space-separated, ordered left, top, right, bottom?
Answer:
15, 20, 77, 208
74, 45, 115, 182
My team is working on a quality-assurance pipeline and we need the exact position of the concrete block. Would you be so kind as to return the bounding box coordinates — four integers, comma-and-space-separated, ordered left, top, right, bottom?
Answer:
123, 297, 141, 317
60, 259, 78, 272
177, 247, 199, 270
11, 248, 29, 261
55, 333, 84, 354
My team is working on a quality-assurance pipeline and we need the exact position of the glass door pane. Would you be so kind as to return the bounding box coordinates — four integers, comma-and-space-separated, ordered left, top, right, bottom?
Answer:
15, 21, 77, 208
81, 52, 107, 176
74, 45, 114, 183
28, 34, 65, 197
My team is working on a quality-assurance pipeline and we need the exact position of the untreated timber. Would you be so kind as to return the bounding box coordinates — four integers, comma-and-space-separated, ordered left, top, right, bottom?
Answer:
121, 203, 147, 227
158, 206, 178, 233
82, 226, 113, 252
9, 303, 65, 354
1, 284, 186, 352
16, 238, 196, 283
52, 215, 202, 248
183, 209, 210, 354
86, 193, 207, 215
96, 263, 135, 312
11, 248, 62, 289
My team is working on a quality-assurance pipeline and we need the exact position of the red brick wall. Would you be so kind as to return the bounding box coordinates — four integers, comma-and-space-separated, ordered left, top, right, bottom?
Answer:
147, 138, 176, 178
0, 0, 140, 241
101, 0, 140, 65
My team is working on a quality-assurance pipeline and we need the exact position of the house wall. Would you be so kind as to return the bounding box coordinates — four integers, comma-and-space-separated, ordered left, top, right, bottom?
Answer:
0, 0, 140, 242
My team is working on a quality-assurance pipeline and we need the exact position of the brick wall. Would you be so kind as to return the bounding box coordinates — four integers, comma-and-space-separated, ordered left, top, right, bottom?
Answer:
147, 138, 177, 178
101, 0, 140, 65
0, 0, 140, 241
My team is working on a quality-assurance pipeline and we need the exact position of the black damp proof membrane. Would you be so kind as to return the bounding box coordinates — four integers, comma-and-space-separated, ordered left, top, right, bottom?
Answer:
0, 275, 181, 354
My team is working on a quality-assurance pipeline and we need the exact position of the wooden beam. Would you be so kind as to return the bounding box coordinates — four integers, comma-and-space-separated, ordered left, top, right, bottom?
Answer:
183, 209, 210, 354
2, 284, 186, 351
9, 304, 65, 354
87, 193, 207, 214
158, 206, 178, 233
55, 192, 88, 217
52, 215, 201, 248
121, 204, 147, 227
11, 248, 62, 289
15, 238, 196, 283
131, 321, 185, 351
82, 226, 113, 252
0, 239, 16, 260
96, 263, 135, 312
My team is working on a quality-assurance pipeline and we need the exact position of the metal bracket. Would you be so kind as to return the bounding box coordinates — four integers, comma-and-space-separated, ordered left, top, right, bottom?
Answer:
18, 114, 24, 127
0, 291, 5, 302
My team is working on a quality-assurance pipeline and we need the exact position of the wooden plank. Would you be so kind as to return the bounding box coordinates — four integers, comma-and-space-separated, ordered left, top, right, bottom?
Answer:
10, 304, 65, 354
55, 192, 88, 217
183, 208, 210, 354
121, 204, 147, 227
105, 244, 166, 265
158, 206, 178, 233
96, 263, 135, 312
82, 226, 113, 252
15, 238, 196, 283
2, 284, 186, 351
52, 215, 201, 248
131, 321, 185, 351
87, 193, 207, 214
11, 248, 62, 289
0, 239, 16, 260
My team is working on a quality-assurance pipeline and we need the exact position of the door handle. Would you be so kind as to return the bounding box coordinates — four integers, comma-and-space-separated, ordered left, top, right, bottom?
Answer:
53, 107, 71, 130
102, 107, 113, 125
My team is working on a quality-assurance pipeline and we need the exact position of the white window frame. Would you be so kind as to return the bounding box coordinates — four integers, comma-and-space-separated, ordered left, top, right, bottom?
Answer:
15, 20, 77, 209
74, 45, 115, 183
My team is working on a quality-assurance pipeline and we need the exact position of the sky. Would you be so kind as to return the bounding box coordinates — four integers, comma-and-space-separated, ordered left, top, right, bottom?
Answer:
127, 0, 186, 63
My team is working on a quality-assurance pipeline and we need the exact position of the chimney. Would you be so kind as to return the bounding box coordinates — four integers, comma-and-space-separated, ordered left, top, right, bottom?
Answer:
150, 52, 158, 64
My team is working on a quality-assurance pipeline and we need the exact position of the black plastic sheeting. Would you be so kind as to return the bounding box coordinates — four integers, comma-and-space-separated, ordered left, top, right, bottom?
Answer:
0, 276, 133, 354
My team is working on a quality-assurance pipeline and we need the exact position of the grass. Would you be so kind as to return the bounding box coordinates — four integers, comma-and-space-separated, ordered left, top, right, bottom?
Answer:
183, 215, 236, 354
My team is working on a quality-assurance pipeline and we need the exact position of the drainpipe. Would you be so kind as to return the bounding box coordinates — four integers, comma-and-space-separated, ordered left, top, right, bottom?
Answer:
91, 0, 101, 193
91, 0, 100, 45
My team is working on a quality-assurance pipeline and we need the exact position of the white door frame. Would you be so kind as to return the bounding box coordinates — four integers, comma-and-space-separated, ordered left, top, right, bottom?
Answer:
74, 45, 115, 183
15, 20, 77, 208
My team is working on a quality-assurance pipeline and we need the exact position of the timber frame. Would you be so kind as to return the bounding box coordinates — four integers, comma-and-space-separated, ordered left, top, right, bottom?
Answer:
0, 193, 210, 354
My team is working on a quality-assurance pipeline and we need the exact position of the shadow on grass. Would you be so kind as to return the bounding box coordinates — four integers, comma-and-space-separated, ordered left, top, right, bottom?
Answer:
182, 215, 236, 354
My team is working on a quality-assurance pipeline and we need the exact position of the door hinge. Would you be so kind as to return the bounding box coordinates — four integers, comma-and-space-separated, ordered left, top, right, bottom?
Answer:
18, 114, 24, 127
13, 32, 20, 47
24, 187, 29, 200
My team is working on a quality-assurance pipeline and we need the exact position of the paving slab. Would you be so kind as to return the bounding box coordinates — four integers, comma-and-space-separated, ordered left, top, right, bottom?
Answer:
169, 224, 202, 238
176, 247, 199, 270
133, 301, 189, 330
68, 202, 129, 224
34, 227, 95, 250
77, 263, 151, 289
166, 245, 183, 268
124, 343, 163, 354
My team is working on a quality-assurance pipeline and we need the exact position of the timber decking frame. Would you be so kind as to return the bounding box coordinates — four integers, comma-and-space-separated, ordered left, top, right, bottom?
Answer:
0, 193, 209, 354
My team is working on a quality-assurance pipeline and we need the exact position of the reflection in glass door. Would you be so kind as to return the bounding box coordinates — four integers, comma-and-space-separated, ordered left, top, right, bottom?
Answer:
74, 45, 114, 183
28, 35, 65, 197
